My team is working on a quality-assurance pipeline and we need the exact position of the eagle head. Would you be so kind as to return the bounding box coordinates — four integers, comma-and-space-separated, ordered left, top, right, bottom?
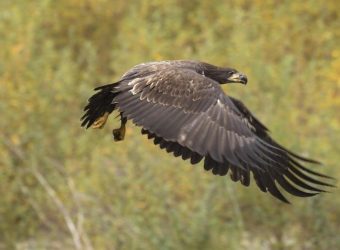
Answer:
202, 63, 248, 85
225, 69, 248, 85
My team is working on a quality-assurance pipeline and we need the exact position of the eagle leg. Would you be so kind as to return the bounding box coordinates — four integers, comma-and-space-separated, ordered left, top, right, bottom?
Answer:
92, 112, 110, 129
113, 114, 127, 141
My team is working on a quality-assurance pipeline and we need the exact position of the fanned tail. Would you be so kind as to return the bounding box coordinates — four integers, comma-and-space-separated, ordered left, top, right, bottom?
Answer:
81, 82, 121, 128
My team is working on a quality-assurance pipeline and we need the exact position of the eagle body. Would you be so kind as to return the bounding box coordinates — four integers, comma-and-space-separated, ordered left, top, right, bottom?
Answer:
81, 60, 332, 203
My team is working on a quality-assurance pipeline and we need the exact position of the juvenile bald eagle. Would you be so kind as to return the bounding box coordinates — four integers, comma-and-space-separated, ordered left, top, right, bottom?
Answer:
81, 60, 333, 203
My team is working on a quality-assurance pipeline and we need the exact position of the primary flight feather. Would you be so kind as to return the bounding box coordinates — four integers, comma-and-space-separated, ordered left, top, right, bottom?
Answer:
81, 60, 333, 203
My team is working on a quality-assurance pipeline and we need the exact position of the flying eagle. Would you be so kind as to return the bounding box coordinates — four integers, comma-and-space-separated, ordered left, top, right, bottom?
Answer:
81, 60, 333, 203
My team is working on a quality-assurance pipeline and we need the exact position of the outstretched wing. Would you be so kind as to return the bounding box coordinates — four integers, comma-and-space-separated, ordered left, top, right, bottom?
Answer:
114, 66, 332, 203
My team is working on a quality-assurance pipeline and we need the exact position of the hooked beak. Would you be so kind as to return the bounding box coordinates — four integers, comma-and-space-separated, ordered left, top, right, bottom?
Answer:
227, 72, 248, 85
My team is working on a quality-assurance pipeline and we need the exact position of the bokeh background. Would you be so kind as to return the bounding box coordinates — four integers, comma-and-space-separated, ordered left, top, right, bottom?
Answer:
1, 0, 339, 249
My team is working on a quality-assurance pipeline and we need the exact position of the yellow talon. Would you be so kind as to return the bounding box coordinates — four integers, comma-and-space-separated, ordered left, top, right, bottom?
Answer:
92, 112, 109, 129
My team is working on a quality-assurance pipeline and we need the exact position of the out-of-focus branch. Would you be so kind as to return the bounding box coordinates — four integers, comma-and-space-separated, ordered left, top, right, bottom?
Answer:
46, 157, 94, 250
1, 135, 90, 250
20, 185, 53, 230
67, 176, 93, 250
32, 167, 83, 250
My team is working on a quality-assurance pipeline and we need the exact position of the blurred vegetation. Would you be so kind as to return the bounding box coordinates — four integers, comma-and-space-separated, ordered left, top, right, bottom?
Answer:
1, 0, 339, 249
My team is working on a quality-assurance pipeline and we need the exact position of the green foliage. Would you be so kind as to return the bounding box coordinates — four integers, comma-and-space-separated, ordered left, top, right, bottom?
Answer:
1, 0, 339, 249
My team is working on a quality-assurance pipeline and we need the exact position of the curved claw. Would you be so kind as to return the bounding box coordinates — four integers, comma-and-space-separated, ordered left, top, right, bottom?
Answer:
92, 112, 109, 129
113, 126, 125, 141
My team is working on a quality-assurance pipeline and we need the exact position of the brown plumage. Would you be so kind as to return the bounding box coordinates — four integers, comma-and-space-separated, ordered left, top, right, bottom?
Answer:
81, 60, 334, 203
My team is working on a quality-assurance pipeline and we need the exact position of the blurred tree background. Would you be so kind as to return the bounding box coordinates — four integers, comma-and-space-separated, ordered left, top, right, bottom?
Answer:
0, 0, 339, 249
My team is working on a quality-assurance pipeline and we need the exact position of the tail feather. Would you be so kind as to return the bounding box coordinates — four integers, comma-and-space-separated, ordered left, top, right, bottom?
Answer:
81, 82, 121, 128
